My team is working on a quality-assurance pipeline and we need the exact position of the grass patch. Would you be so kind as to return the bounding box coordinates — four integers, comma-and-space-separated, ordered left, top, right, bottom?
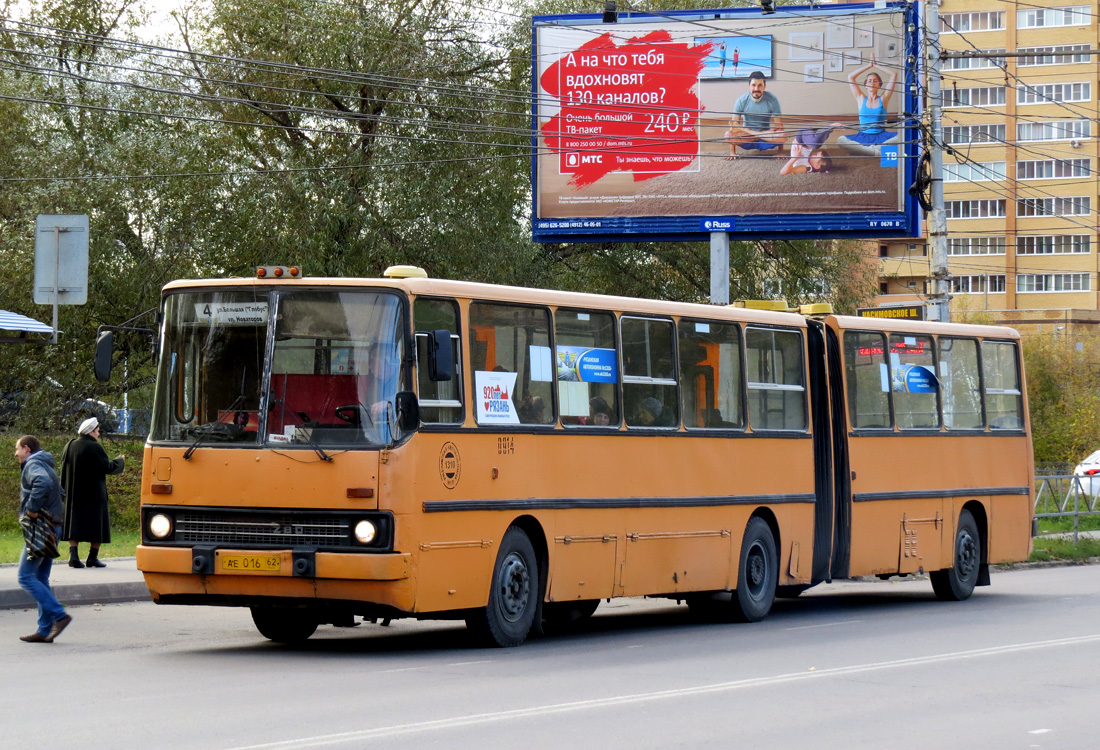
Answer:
0, 531, 141, 565
1036, 515, 1100, 533
1029, 536, 1100, 563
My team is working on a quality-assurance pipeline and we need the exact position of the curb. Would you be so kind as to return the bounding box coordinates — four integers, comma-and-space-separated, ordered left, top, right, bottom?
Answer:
0, 582, 152, 610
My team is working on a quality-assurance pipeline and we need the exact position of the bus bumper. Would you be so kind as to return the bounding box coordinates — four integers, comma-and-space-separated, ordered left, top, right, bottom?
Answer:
137, 545, 414, 610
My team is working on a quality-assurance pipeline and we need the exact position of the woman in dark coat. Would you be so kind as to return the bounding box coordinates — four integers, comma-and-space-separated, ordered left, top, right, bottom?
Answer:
61, 417, 125, 568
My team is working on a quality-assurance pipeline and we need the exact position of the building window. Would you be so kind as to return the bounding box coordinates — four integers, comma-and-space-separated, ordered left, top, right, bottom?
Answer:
1017, 44, 1091, 66
943, 50, 1006, 69
1016, 120, 1089, 142
941, 11, 1005, 32
1016, 273, 1090, 292
1017, 83, 1090, 105
1017, 6, 1090, 28
879, 282, 889, 294
952, 275, 1006, 293
1018, 197, 1090, 216
948, 237, 1006, 256
944, 161, 1006, 182
1017, 159, 1091, 179
879, 244, 889, 257
943, 124, 1006, 145
1016, 235, 1090, 255
942, 86, 1006, 108
945, 199, 1006, 219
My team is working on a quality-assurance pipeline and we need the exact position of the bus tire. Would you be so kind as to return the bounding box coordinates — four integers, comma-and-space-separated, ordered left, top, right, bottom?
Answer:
733, 517, 778, 623
466, 526, 539, 647
931, 509, 981, 602
542, 599, 599, 633
251, 606, 318, 643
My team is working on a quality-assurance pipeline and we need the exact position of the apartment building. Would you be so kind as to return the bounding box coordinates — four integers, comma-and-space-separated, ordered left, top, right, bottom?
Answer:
877, 0, 1100, 335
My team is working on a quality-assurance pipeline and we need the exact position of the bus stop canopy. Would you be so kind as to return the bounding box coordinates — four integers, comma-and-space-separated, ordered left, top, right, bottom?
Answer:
0, 309, 53, 344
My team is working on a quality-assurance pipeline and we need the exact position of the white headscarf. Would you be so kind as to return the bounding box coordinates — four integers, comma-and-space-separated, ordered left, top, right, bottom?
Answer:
78, 416, 99, 435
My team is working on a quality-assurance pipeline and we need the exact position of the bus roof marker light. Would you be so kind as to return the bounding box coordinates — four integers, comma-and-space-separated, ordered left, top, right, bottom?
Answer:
256, 265, 303, 279
384, 265, 428, 279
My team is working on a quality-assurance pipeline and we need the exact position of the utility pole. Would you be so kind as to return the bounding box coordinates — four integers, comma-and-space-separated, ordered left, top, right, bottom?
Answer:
926, 0, 950, 323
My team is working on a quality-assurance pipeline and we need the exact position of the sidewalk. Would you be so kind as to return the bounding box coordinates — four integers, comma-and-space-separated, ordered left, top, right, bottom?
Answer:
0, 557, 150, 610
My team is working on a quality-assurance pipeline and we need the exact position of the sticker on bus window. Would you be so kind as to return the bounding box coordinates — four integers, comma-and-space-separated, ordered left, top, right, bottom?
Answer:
892, 364, 938, 394
556, 346, 618, 383
475, 370, 520, 425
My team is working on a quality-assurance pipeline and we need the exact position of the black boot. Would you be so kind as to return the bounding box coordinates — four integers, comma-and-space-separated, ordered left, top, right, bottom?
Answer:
85, 549, 106, 568
68, 547, 85, 569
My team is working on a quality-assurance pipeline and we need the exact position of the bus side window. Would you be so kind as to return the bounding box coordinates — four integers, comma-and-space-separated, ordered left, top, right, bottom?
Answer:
678, 319, 744, 429
940, 337, 983, 429
622, 317, 678, 428
843, 331, 891, 429
982, 340, 1023, 429
745, 327, 806, 431
889, 333, 940, 430
469, 302, 555, 426
414, 298, 464, 425
555, 309, 620, 427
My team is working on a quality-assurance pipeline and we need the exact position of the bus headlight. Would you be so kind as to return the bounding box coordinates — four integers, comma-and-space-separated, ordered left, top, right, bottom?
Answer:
149, 513, 173, 539
353, 519, 377, 544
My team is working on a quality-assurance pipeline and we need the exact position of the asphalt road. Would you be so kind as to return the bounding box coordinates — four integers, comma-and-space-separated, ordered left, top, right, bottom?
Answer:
4, 565, 1099, 750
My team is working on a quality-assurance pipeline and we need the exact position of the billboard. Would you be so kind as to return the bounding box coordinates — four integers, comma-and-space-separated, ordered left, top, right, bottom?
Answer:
532, 3, 921, 243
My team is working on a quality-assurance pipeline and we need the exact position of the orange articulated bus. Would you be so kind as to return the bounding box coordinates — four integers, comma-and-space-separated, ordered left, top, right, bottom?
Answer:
105, 266, 1033, 645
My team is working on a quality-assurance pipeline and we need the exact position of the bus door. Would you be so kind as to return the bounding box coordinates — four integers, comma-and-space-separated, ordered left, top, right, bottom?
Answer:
805, 320, 852, 584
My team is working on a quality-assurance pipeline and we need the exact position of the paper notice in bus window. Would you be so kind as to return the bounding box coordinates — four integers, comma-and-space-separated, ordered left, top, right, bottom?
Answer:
475, 370, 520, 425
530, 345, 554, 382
556, 346, 618, 383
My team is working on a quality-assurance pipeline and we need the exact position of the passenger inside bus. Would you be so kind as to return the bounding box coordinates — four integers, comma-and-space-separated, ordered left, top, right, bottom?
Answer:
589, 396, 613, 426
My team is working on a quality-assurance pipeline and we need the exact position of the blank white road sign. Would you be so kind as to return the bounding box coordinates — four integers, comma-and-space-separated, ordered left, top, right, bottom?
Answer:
34, 213, 89, 305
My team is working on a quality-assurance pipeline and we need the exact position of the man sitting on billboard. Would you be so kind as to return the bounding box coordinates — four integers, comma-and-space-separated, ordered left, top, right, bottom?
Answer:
725, 71, 786, 159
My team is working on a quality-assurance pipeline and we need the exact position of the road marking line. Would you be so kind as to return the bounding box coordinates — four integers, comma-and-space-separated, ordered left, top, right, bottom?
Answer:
222, 633, 1100, 750
784, 619, 864, 631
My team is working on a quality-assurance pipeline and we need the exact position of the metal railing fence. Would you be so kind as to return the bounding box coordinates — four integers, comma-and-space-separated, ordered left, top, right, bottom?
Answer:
1034, 474, 1100, 542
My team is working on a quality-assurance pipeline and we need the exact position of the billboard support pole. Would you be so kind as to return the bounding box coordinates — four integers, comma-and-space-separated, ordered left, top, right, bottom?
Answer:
926, 0, 950, 322
710, 231, 730, 304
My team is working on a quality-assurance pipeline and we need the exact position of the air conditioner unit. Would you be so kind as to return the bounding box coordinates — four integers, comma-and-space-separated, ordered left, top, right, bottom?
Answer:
1070, 139, 1082, 149
907, 281, 917, 288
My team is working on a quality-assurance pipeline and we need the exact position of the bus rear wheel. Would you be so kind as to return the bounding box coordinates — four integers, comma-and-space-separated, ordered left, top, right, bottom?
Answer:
466, 526, 539, 647
733, 517, 778, 622
250, 606, 319, 643
931, 509, 981, 602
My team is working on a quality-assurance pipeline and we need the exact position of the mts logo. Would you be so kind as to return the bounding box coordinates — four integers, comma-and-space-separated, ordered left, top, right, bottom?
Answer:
561, 152, 603, 172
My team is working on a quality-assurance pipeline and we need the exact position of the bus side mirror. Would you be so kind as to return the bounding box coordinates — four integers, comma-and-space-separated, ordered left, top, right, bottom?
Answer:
427, 329, 453, 382
395, 391, 420, 431
94, 330, 114, 383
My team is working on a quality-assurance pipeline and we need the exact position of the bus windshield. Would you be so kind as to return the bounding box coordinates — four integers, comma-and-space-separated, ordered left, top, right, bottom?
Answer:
150, 288, 408, 449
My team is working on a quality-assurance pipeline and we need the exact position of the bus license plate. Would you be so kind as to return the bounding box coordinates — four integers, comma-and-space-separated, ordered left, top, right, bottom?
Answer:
220, 554, 281, 572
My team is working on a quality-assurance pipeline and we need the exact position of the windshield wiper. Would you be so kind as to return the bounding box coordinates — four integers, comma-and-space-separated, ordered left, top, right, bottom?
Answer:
183, 368, 249, 460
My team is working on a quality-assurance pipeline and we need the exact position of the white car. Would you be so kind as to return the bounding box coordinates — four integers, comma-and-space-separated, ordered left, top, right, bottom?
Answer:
1072, 451, 1100, 498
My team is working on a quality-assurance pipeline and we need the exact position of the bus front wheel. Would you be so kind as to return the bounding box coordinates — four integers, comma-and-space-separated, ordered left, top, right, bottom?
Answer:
466, 526, 539, 647
931, 509, 981, 602
251, 606, 319, 643
733, 517, 778, 623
